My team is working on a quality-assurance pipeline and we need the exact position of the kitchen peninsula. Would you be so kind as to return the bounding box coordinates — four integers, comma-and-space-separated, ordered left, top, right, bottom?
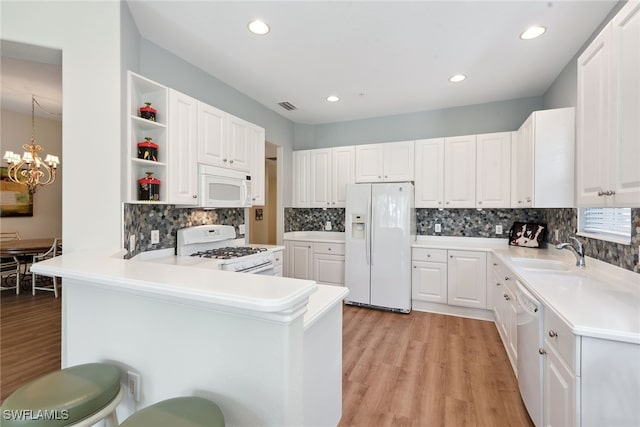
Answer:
31, 251, 348, 427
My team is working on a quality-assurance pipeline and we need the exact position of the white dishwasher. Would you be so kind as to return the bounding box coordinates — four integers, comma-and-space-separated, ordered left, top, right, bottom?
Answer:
516, 280, 544, 427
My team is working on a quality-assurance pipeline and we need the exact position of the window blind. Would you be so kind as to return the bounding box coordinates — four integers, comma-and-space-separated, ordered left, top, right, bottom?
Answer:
582, 208, 632, 237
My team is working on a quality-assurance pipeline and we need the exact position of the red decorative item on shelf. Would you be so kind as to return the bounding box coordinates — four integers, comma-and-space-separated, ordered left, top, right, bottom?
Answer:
138, 172, 160, 201
139, 102, 157, 121
137, 137, 158, 162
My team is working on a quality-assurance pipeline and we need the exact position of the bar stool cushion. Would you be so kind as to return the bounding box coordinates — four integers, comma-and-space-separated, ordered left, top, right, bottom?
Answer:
120, 396, 225, 427
1, 363, 121, 427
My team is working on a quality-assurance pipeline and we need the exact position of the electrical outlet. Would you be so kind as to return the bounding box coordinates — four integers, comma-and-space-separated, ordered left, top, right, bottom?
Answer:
129, 234, 136, 252
239, 224, 246, 235
151, 230, 160, 244
127, 371, 141, 402
325, 221, 332, 231
495, 225, 503, 235
435, 223, 442, 233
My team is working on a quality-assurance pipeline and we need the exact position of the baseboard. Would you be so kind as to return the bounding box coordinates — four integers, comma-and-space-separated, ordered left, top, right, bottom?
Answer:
412, 300, 495, 322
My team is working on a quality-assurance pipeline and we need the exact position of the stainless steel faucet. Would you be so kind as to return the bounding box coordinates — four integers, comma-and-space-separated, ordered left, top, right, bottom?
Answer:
556, 236, 586, 268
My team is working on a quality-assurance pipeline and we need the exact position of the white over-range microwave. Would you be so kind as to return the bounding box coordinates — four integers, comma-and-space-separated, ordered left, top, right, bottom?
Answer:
199, 164, 252, 208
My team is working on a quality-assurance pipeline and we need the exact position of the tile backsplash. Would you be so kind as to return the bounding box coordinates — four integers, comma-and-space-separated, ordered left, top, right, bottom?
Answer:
123, 204, 244, 258
286, 207, 639, 273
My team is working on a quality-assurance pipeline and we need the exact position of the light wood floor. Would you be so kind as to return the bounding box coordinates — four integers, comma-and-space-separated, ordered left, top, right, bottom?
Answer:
340, 305, 534, 427
0, 290, 534, 426
0, 285, 62, 402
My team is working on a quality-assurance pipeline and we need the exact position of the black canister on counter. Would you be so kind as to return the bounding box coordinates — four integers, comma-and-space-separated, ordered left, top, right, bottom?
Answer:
139, 102, 157, 121
138, 172, 160, 201
137, 137, 158, 162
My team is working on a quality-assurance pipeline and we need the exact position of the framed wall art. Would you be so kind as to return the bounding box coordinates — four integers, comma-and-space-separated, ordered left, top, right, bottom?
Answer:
1, 166, 33, 217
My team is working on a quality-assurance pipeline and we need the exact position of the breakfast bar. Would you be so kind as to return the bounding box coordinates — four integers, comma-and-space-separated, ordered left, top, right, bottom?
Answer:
31, 251, 348, 427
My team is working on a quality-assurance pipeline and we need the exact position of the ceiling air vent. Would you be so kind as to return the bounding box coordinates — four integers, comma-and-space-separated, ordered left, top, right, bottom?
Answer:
278, 101, 297, 111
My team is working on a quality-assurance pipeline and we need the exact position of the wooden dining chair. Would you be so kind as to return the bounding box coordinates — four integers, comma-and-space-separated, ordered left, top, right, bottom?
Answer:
0, 232, 22, 294
31, 238, 62, 298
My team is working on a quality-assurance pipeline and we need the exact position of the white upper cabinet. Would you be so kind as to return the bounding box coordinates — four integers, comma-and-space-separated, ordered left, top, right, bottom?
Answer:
444, 135, 477, 208
250, 125, 266, 206
415, 138, 445, 208
197, 103, 251, 173
331, 146, 355, 207
294, 146, 355, 208
512, 108, 575, 208
476, 132, 512, 208
310, 148, 332, 207
577, 1, 640, 207
293, 150, 311, 207
355, 141, 414, 183
168, 89, 198, 205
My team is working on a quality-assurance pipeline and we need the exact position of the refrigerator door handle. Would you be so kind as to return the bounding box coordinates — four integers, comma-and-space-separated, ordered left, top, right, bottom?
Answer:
365, 195, 371, 265
370, 199, 375, 266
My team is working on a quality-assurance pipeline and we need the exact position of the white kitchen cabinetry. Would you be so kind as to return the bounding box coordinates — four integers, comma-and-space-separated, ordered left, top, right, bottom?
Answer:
127, 72, 169, 203
331, 146, 355, 207
288, 241, 314, 280
414, 138, 445, 208
250, 125, 266, 206
293, 151, 311, 207
168, 89, 198, 205
272, 248, 283, 277
411, 248, 447, 304
577, 1, 640, 207
444, 135, 477, 208
491, 258, 517, 373
312, 243, 345, 287
447, 250, 487, 309
512, 108, 575, 208
476, 132, 512, 208
197, 103, 251, 173
294, 147, 355, 208
310, 149, 332, 207
355, 141, 414, 183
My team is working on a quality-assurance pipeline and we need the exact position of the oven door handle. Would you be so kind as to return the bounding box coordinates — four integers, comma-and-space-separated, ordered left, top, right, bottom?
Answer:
242, 263, 274, 274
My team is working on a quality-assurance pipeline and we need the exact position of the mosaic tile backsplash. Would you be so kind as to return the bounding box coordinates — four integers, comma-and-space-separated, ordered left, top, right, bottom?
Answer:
286, 207, 639, 273
123, 204, 245, 258
284, 208, 346, 232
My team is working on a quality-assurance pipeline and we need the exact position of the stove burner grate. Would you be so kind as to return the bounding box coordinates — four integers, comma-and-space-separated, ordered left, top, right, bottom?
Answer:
190, 246, 268, 260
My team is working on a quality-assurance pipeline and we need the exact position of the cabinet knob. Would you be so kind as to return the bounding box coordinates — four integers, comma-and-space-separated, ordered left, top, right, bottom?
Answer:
526, 197, 531, 203
493, 263, 498, 266
332, 202, 336, 205
538, 348, 547, 355
413, 265, 417, 269
385, 175, 388, 178
438, 202, 442, 205
327, 202, 330, 205
496, 282, 501, 287
478, 201, 482, 205
192, 195, 198, 198
548, 330, 558, 338
252, 197, 256, 201
328, 248, 332, 251
427, 254, 431, 257
378, 176, 382, 179
517, 200, 522, 204
308, 245, 311, 248
605, 190, 616, 196
223, 158, 228, 162
503, 293, 510, 301
229, 160, 234, 164
446, 201, 450, 205
504, 276, 510, 281
597, 190, 605, 196
449, 255, 453, 258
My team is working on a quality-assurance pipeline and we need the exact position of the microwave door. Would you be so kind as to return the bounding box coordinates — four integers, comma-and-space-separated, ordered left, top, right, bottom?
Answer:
201, 175, 244, 207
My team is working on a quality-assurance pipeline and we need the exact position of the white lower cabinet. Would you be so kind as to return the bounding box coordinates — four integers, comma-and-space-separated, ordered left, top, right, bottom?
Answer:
544, 343, 577, 427
447, 250, 487, 309
312, 243, 345, 286
285, 239, 345, 286
272, 249, 283, 277
492, 258, 517, 373
411, 248, 447, 304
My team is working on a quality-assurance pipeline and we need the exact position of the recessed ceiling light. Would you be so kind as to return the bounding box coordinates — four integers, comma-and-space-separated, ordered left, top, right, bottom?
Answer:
327, 95, 340, 102
520, 26, 546, 40
248, 20, 270, 35
449, 74, 466, 83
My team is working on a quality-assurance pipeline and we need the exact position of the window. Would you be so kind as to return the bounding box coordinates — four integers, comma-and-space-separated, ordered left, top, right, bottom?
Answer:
578, 207, 632, 244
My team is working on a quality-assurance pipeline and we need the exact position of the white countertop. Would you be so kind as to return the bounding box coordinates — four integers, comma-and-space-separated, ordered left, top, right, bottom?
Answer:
283, 231, 345, 243
412, 236, 640, 344
31, 250, 317, 324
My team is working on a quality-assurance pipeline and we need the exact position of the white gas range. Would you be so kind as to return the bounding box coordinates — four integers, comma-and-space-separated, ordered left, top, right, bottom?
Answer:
139, 225, 276, 275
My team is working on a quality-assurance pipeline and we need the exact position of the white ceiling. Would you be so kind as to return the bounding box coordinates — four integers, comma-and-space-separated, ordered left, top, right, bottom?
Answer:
1, 40, 62, 120
127, 0, 618, 125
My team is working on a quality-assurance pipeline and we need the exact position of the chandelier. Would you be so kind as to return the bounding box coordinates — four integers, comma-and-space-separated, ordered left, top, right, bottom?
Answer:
3, 95, 60, 194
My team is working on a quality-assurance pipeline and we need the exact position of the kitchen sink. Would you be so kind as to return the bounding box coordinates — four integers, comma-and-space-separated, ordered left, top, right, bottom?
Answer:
510, 257, 573, 272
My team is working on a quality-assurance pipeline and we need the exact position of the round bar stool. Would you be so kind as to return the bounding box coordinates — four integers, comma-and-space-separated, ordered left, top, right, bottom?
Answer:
120, 397, 224, 427
1, 363, 123, 427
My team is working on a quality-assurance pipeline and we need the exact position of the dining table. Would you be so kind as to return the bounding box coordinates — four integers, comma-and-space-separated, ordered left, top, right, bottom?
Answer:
0, 238, 57, 290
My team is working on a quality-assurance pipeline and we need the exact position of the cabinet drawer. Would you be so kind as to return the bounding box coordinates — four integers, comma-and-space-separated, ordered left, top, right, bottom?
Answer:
273, 265, 283, 277
412, 248, 447, 263
314, 242, 345, 255
272, 250, 284, 266
545, 309, 576, 371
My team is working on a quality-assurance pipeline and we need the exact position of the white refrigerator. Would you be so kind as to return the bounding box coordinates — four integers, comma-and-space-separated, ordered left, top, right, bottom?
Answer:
345, 182, 414, 313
